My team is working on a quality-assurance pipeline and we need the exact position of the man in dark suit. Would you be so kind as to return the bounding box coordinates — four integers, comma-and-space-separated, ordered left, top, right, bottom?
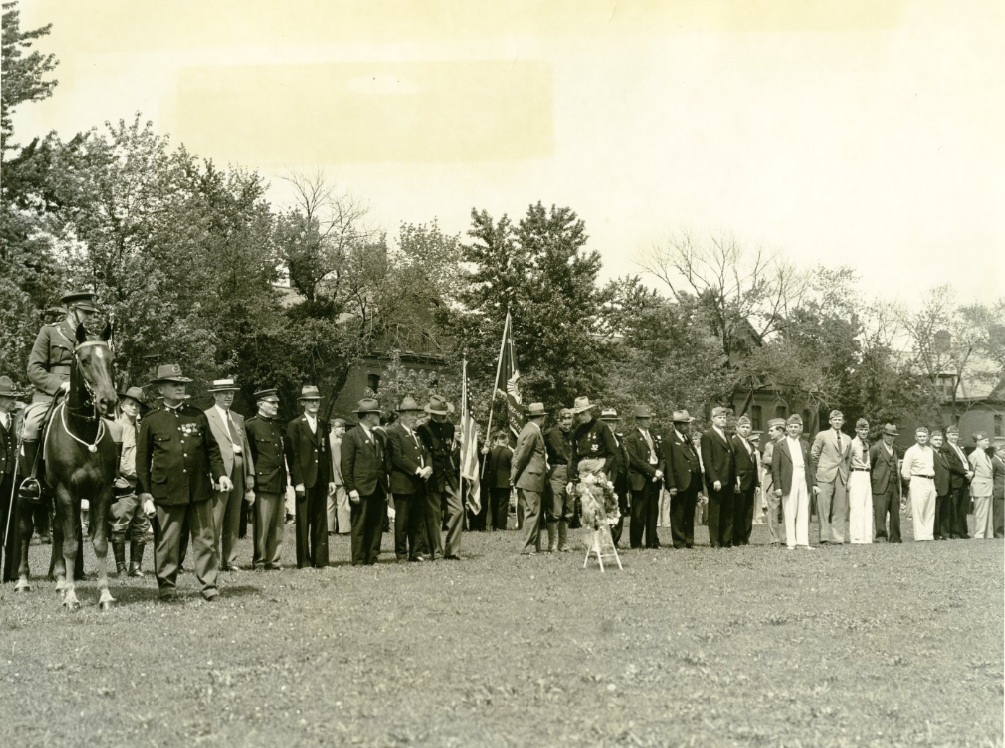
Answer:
731, 415, 759, 546
869, 423, 903, 543
286, 385, 332, 568
385, 397, 432, 562
342, 398, 388, 565
663, 409, 702, 549
245, 388, 287, 570
701, 406, 736, 548
624, 405, 664, 549
598, 408, 630, 547
771, 414, 819, 550
0, 376, 20, 580
511, 403, 549, 555
417, 394, 462, 560
942, 425, 973, 539
137, 364, 229, 602
930, 430, 952, 540
483, 430, 513, 531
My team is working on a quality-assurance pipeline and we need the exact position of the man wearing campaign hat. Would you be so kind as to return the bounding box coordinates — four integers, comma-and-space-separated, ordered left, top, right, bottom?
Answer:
869, 423, 902, 542
20, 291, 103, 497
286, 385, 333, 568
810, 410, 852, 544
847, 418, 874, 544
204, 378, 255, 572
137, 364, 230, 601
105, 386, 152, 576
245, 388, 287, 570
760, 418, 788, 546
730, 415, 759, 546
625, 405, 664, 550
663, 409, 702, 549
700, 406, 737, 548
417, 394, 462, 560
341, 398, 389, 565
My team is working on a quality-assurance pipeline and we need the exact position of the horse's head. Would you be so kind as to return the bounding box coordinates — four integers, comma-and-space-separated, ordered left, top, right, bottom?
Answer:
73, 323, 118, 417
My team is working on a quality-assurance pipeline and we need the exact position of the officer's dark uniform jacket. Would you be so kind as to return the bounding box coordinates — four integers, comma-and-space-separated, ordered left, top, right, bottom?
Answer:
27, 318, 95, 402
568, 416, 619, 482
417, 419, 458, 491
136, 403, 226, 505
245, 416, 287, 495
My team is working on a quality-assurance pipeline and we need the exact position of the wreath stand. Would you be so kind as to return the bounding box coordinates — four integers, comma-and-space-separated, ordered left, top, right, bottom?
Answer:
583, 521, 622, 572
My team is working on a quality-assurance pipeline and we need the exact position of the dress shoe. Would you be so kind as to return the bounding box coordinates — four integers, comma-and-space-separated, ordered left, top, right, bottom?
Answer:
225, 565, 240, 573
410, 554, 427, 562
202, 593, 219, 603
444, 554, 461, 560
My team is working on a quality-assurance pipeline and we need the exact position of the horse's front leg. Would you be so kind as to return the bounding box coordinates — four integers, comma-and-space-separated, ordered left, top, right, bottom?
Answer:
53, 487, 79, 610
14, 499, 36, 592
92, 488, 115, 610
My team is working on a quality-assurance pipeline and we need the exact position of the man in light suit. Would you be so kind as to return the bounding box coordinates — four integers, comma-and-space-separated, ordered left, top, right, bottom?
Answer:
663, 409, 702, 549
730, 415, 759, 546
869, 423, 902, 542
341, 399, 388, 565
771, 414, 819, 550
700, 406, 736, 548
328, 418, 349, 535
511, 402, 549, 555
810, 409, 851, 544
286, 385, 333, 568
204, 378, 255, 572
624, 405, 664, 549
385, 397, 432, 562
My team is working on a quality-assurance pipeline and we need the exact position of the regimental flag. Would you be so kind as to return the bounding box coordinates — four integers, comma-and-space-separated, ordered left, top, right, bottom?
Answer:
495, 311, 525, 437
459, 358, 482, 515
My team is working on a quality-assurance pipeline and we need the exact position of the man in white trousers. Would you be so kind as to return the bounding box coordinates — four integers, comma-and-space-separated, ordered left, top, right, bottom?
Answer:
900, 426, 936, 541
847, 418, 874, 544
771, 414, 819, 551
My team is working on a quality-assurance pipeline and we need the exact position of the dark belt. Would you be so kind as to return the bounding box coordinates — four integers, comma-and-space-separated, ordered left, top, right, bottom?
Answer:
852, 468, 871, 472
912, 474, 934, 479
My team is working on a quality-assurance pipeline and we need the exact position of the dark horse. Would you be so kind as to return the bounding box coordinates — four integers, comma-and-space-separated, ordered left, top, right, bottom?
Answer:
16, 323, 118, 610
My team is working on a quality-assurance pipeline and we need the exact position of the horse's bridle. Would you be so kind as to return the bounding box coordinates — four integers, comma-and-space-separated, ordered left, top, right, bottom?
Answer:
68, 340, 113, 422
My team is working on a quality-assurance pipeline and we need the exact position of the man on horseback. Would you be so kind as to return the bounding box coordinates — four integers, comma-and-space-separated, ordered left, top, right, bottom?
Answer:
20, 291, 102, 502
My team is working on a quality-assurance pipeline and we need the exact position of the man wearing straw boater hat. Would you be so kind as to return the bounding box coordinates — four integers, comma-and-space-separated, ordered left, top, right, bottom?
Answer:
137, 364, 229, 602
245, 387, 287, 570
204, 378, 255, 572
286, 385, 333, 568
341, 398, 389, 565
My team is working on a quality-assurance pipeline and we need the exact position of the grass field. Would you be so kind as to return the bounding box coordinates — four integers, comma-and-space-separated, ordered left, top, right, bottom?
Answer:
2, 517, 1002, 747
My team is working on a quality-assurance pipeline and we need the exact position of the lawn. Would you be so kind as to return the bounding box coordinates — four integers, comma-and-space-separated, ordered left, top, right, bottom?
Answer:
2, 517, 1002, 748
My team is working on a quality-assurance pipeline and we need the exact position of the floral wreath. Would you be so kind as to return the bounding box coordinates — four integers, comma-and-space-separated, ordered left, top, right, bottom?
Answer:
574, 472, 620, 529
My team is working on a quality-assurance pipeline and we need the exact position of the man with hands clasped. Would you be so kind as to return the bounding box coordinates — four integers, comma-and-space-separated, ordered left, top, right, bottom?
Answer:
286, 386, 333, 568
341, 399, 388, 566
386, 397, 433, 562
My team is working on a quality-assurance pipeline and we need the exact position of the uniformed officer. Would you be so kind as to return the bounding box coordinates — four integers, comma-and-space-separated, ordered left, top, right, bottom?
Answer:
137, 364, 230, 602
20, 291, 101, 501
245, 388, 287, 570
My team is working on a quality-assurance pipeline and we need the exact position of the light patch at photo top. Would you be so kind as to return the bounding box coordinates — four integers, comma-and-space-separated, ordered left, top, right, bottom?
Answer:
173, 61, 554, 164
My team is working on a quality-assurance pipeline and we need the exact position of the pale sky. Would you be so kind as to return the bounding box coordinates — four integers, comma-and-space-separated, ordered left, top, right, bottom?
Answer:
12, 0, 1005, 306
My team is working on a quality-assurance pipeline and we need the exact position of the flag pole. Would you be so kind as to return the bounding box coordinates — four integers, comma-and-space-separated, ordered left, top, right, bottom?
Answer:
460, 354, 467, 493
482, 308, 510, 476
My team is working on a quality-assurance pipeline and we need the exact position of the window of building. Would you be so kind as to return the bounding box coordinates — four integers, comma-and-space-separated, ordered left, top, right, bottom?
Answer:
774, 405, 786, 420
366, 373, 380, 393
995, 414, 1003, 437
936, 374, 956, 400
751, 405, 763, 431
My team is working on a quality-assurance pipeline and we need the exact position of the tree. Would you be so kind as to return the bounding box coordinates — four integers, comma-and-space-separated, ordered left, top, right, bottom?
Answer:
1, 1, 58, 156
448, 202, 613, 419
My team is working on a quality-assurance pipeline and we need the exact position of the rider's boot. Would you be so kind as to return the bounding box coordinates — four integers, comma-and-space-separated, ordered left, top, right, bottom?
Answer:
112, 537, 127, 576
128, 541, 145, 577
18, 439, 42, 504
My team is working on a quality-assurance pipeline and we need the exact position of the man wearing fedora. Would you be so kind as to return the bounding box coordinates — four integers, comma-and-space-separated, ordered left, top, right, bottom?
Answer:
598, 408, 630, 547
204, 378, 255, 572
245, 388, 288, 570
869, 423, 902, 542
731, 415, 760, 546
810, 409, 851, 544
662, 409, 703, 549
942, 425, 973, 539
0, 376, 22, 579
137, 364, 230, 601
286, 385, 333, 568
511, 402, 549, 554
701, 406, 737, 548
625, 405, 665, 550
544, 407, 576, 551
342, 398, 389, 565
106, 386, 152, 576
386, 396, 432, 562
417, 394, 462, 560
20, 291, 103, 501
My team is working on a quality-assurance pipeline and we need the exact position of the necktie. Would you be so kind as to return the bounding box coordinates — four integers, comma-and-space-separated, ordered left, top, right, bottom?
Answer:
836, 431, 843, 452
226, 413, 239, 442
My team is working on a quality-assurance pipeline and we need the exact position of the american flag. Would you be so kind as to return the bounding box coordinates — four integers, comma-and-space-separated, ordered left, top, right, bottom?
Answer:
459, 358, 482, 514
495, 310, 525, 437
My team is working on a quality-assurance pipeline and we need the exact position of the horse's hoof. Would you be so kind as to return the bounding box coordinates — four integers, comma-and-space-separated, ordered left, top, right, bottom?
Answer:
14, 582, 30, 593
62, 599, 80, 611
